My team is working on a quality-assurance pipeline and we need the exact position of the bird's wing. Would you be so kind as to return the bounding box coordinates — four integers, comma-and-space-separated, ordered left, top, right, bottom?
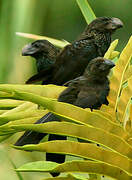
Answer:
75, 90, 99, 109
26, 64, 54, 84
58, 79, 83, 105
52, 40, 97, 85
58, 86, 79, 104
55, 38, 95, 68
63, 76, 85, 86
75, 83, 109, 109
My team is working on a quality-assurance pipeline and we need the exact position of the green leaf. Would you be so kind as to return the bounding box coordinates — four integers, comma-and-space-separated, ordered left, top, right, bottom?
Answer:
0, 109, 45, 125
2, 102, 38, 115
0, 99, 24, 109
108, 36, 132, 115
13, 141, 132, 175
6, 90, 128, 141
41, 174, 85, 180
69, 174, 88, 180
123, 65, 132, 83
16, 32, 70, 48
0, 110, 8, 115
0, 134, 12, 142
8, 157, 24, 180
0, 91, 13, 98
16, 161, 58, 172
104, 39, 119, 59
0, 116, 46, 135
110, 51, 120, 59
16, 160, 131, 180
0, 84, 66, 100
117, 76, 132, 123
76, 0, 96, 24
11, 121, 132, 159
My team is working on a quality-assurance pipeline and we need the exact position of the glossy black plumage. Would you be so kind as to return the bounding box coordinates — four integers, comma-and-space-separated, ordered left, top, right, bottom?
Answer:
58, 57, 115, 109
15, 57, 115, 176
16, 16, 122, 176
26, 17, 123, 85
22, 40, 59, 72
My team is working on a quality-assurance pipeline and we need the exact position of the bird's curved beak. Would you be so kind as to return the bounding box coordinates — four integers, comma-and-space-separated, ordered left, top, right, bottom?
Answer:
107, 18, 123, 30
104, 59, 115, 69
22, 44, 38, 56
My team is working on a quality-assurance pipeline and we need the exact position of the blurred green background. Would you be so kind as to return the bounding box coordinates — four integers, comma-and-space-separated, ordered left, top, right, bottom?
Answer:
0, 0, 131, 179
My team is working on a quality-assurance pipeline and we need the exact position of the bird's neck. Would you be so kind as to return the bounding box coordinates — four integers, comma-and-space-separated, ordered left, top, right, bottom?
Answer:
33, 52, 47, 60
92, 30, 111, 56
33, 54, 54, 72
85, 72, 109, 84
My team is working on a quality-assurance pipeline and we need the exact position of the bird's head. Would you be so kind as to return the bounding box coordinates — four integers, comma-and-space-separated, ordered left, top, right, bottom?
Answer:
85, 57, 115, 78
22, 40, 57, 58
87, 17, 123, 33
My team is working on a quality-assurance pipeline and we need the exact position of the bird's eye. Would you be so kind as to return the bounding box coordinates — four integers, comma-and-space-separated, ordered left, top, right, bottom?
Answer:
102, 17, 110, 21
96, 62, 101, 66
34, 44, 39, 48
104, 22, 109, 25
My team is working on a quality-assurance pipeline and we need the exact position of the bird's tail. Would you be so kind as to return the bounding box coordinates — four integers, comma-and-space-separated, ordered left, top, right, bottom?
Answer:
14, 112, 66, 177
14, 112, 56, 146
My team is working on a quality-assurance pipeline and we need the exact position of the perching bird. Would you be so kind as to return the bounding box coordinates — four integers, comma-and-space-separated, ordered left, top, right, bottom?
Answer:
17, 16, 122, 176
25, 17, 123, 85
22, 40, 59, 72
15, 57, 115, 176
58, 57, 115, 109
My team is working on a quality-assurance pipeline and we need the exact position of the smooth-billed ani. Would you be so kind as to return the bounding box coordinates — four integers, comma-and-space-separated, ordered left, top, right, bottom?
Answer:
15, 57, 115, 176
17, 16, 122, 176
22, 40, 59, 72
25, 17, 122, 85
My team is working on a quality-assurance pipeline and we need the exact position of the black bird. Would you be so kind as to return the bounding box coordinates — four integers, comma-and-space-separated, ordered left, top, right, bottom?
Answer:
17, 16, 122, 176
58, 57, 115, 109
22, 40, 59, 73
15, 57, 115, 176
25, 17, 123, 85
